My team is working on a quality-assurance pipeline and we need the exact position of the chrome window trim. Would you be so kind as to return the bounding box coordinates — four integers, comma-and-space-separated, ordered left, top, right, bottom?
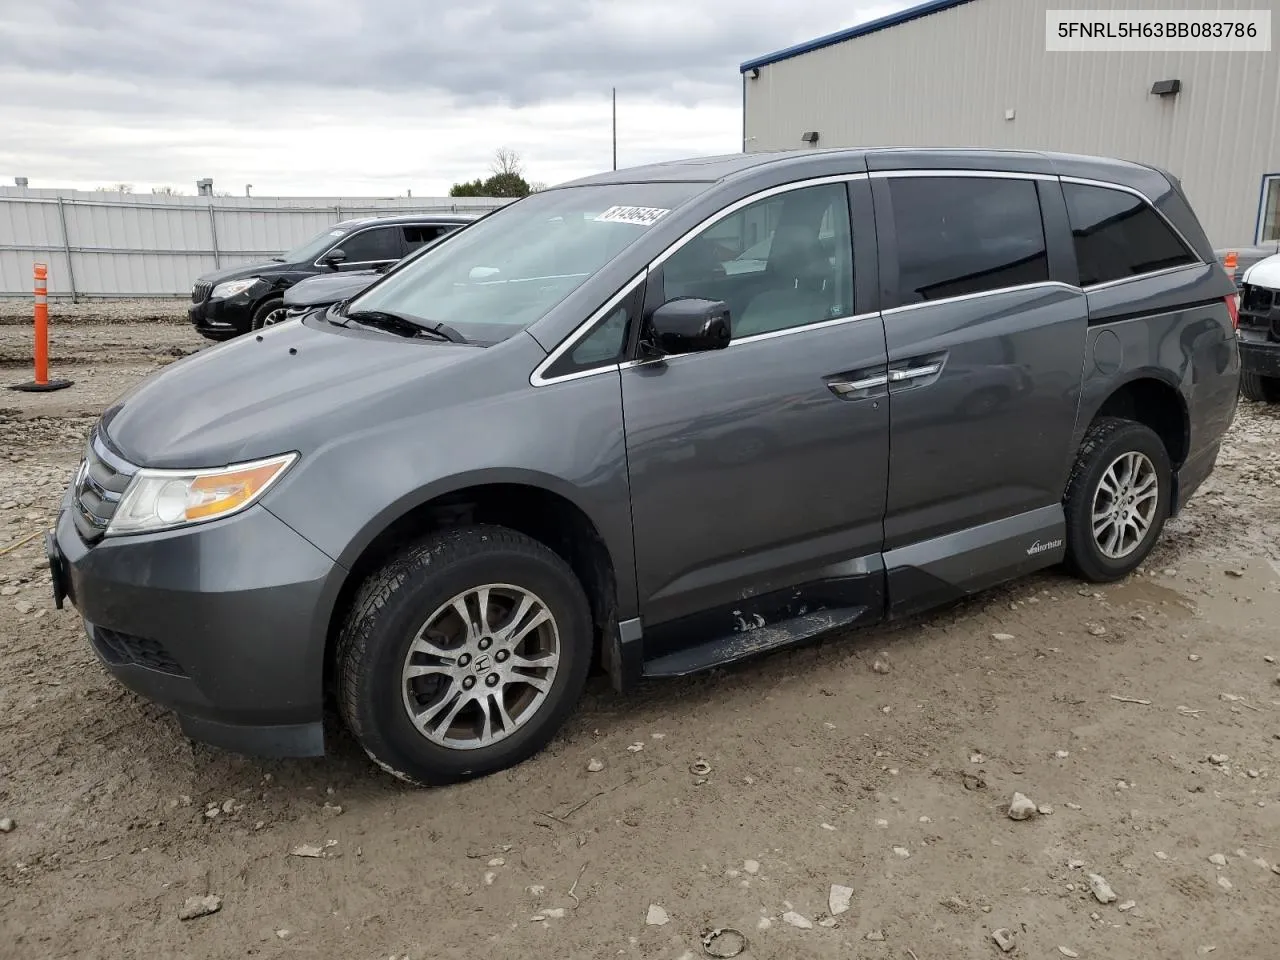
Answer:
629, 310, 882, 369
880, 281, 1082, 317
1058, 175, 1205, 269
531, 173, 868, 387
1080, 261, 1205, 293
647, 173, 867, 272
529, 270, 647, 386
868, 169, 1056, 182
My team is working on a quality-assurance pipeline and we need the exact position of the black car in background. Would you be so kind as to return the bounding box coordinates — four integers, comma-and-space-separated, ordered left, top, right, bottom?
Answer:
188, 213, 478, 339
282, 221, 473, 320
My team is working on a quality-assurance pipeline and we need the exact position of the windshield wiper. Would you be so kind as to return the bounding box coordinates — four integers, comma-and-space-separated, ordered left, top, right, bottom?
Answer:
269, 256, 287, 262
343, 309, 469, 344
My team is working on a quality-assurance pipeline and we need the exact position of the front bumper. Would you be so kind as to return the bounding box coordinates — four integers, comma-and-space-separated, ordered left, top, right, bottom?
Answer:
49, 488, 341, 757
188, 295, 254, 340
1238, 332, 1280, 379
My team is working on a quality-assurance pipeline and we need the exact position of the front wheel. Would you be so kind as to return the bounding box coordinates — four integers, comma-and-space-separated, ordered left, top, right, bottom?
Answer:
1063, 417, 1172, 583
336, 525, 593, 785
250, 298, 286, 330
1240, 371, 1280, 403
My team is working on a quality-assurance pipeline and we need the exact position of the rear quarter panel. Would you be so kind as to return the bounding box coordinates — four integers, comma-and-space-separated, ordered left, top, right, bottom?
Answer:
1071, 263, 1239, 475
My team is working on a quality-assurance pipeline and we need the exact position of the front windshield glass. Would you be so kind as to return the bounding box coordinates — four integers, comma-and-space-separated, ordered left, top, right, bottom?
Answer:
279, 226, 349, 264
345, 183, 701, 342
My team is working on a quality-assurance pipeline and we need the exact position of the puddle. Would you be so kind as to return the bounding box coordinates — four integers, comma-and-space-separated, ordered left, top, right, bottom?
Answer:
1108, 577, 1193, 611
1155, 558, 1280, 627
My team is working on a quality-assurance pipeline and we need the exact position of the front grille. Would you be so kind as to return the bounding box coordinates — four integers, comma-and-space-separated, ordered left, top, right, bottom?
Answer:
92, 626, 187, 676
1242, 283, 1275, 313
192, 281, 212, 303
72, 432, 136, 544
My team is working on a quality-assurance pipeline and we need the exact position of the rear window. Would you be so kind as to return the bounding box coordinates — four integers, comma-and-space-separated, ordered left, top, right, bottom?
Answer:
1063, 183, 1197, 287
888, 177, 1050, 305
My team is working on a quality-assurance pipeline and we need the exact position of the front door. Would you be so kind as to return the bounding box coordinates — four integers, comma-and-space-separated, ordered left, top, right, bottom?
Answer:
869, 172, 1089, 613
621, 179, 890, 636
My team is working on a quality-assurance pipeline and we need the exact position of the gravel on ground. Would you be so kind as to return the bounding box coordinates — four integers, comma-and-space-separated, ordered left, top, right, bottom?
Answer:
2, 314, 1278, 959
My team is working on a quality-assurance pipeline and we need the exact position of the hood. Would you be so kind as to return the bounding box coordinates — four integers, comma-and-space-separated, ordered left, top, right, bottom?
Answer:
284, 269, 381, 307
1242, 252, 1280, 290
100, 316, 478, 468
196, 260, 294, 285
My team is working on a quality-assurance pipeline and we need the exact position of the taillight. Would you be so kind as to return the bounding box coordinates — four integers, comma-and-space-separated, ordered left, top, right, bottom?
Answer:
1225, 293, 1239, 329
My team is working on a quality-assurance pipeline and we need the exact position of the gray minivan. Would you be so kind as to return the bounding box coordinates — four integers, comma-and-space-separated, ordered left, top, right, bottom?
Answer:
48, 148, 1241, 785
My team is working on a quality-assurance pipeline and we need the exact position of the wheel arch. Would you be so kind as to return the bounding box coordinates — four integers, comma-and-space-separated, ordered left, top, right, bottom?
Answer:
322, 473, 621, 694
1082, 373, 1190, 468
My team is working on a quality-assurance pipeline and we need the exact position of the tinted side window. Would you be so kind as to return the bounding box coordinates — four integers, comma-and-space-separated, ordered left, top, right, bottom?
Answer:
662, 182, 854, 340
888, 177, 1049, 304
403, 225, 453, 250
1062, 183, 1196, 286
335, 226, 402, 263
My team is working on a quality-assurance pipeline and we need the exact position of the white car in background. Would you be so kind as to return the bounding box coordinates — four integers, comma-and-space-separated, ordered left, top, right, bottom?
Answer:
1236, 252, 1280, 402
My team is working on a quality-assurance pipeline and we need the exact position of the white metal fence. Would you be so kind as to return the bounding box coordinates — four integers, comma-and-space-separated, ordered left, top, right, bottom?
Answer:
0, 187, 510, 299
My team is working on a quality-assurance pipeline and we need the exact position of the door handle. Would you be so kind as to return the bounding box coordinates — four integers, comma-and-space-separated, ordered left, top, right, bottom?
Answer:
827, 373, 888, 397
888, 363, 941, 382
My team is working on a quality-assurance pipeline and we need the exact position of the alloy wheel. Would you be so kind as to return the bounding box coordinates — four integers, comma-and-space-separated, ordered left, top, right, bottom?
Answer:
401, 583, 560, 750
1091, 451, 1158, 559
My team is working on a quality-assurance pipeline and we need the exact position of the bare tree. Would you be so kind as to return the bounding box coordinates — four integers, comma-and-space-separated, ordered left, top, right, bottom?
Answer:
491, 147, 524, 178
151, 185, 184, 196
95, 183, 134, 193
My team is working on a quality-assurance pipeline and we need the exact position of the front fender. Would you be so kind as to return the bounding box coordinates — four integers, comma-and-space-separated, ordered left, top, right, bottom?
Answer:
263, 344, 635, 620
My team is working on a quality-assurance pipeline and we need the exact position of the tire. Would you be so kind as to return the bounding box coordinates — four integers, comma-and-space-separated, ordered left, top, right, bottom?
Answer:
337, 524, 592, 786
1063, 417, 1172, 583
1240, 371, 1280, 403
250, 298, 286, 330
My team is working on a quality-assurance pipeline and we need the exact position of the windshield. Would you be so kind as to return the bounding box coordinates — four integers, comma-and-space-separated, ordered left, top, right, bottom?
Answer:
279, 225, 349, 264
345, 183, 701, 342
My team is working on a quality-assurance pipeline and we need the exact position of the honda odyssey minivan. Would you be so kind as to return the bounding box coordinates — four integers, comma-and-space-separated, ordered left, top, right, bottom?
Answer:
49, 148, 1240, 785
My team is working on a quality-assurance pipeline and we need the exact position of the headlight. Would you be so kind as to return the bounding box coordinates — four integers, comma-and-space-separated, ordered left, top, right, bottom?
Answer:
211, 277, 260, 299
106, 453, 297, 536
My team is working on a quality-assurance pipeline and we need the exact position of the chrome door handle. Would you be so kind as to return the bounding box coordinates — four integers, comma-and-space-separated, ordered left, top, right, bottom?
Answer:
827, 374, 888, 396
888, 363, 941, 382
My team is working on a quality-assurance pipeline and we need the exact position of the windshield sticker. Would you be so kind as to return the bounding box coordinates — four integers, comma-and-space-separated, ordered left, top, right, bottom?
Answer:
592, 205, 671, 227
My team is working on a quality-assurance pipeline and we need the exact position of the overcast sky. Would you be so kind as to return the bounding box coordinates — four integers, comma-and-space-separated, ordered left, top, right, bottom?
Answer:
0, 0, 911, 197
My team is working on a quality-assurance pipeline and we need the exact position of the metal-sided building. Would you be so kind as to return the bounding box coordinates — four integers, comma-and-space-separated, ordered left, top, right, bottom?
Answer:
740, 0, 1278, 247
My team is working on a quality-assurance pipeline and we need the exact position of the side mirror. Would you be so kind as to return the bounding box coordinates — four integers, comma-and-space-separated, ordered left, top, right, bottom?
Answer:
322, 248, 347, 268
648, 298, 731, 355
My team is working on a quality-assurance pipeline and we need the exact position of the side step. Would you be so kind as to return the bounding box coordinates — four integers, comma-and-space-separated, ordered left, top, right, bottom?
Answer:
641, 605, 869, 679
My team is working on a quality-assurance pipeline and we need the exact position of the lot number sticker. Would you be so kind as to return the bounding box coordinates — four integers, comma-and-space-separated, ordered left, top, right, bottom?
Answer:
593, 206, 670, 227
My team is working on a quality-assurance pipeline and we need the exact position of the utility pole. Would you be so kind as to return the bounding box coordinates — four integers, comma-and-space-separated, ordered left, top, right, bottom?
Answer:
612, 87, 617, 170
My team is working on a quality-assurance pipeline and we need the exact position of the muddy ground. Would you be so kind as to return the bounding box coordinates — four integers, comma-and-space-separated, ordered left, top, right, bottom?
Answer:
2, 307, 1279, 960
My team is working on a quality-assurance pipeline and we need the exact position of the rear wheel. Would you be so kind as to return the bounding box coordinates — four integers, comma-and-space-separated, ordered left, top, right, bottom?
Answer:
1240, 371, 1280, 403
1063, 417, 1171, 583
337, 525, 592, 785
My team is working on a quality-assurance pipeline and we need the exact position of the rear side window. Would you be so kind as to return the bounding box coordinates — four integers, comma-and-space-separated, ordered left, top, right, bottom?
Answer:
888, 177, 1049, 304
403, 225, 452, 250
1063, 183, 1197, 286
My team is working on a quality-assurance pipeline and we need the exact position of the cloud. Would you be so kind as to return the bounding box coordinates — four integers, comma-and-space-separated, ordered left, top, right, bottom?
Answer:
0, 0, 913, 194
